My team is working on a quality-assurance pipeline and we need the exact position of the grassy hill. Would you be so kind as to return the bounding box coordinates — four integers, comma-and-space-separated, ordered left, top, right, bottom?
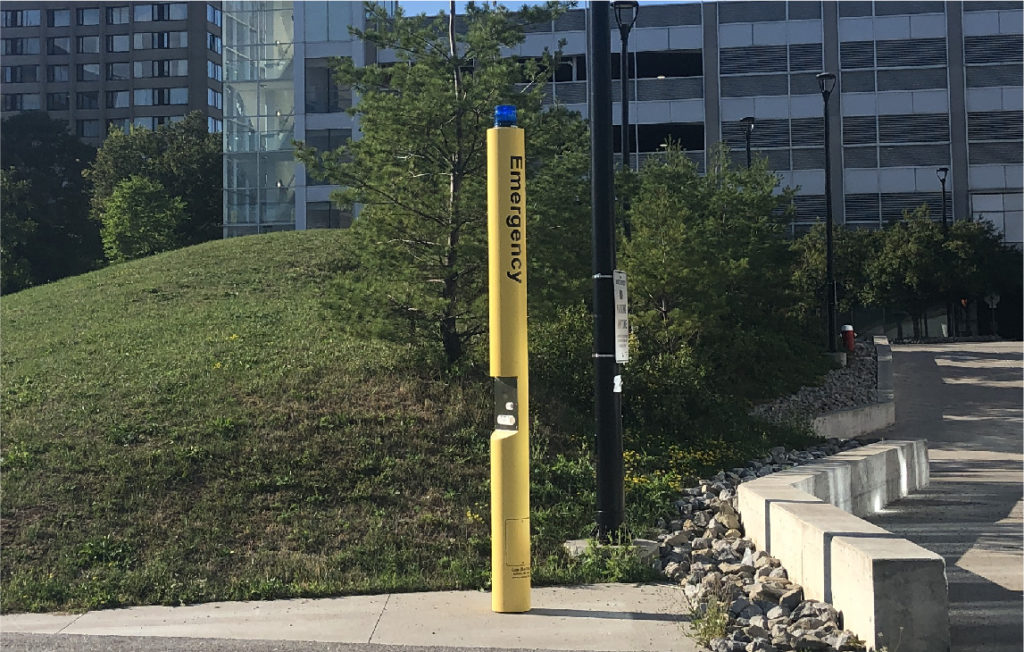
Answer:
1, 230, 816, 613
3, 231, 559, 612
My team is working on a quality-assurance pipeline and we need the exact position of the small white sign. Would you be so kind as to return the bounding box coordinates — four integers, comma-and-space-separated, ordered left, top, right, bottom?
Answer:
613, 270, 629, 363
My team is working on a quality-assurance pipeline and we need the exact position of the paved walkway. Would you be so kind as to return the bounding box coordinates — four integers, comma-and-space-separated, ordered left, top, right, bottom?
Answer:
0, 583, 698, 652
865, 342, 1023, 652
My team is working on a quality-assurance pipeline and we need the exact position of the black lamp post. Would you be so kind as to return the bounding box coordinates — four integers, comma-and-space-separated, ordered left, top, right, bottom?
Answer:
588, 2, 623, 540
741, 116, 755, 168
817, 71, 837, 353
936, 167, 949, 231
937, 166, 951, 335
612, 1, 639, 171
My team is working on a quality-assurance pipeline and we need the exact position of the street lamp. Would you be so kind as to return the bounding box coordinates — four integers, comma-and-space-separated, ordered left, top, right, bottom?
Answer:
817, 71, 838, 353
937, 166, 951, 335
936, 167, 949, 231
612, 1, 639, 171
741, 116, 755, 168
588, 2, 624, 540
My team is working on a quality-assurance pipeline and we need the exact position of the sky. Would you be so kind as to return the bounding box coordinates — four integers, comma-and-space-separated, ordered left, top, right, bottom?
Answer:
397, 1, 692, 17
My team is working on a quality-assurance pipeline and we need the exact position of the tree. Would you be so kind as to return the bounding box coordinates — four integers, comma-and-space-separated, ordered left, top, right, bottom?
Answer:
619, 145, 821, 407
1, 169, 37, 294
790, 221, 880, 336
297, 1, 587, 366
85, 111, 221, 254
0, 112, 101, 292
862, 206, 946, 338
99, 176, 186, 263
944, 219, 1021, 300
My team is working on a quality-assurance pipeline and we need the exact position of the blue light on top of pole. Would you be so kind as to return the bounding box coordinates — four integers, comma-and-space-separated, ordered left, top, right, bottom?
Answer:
494, 105, 517, 127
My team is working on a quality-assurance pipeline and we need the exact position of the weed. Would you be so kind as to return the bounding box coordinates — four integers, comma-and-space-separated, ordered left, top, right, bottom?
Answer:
683, 587, 730, 647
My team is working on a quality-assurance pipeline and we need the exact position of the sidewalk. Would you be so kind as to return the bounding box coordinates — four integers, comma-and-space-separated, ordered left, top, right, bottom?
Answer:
865, 342, 1023, 652
1, 583, 698, 652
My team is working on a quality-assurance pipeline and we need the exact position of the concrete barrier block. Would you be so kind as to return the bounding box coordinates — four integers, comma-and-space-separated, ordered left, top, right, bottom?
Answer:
737, 483, 820, 553
735, 440, 948, 651
831, 535, 948, 652
769, 501, 889, 604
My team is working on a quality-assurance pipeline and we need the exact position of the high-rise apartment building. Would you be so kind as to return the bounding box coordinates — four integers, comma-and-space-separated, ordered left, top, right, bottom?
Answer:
222, 1, 1022, 245
0, 1, 223, 142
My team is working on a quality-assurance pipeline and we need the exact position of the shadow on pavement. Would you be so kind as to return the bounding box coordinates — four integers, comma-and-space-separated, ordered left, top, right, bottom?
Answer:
528, 607, 688, 623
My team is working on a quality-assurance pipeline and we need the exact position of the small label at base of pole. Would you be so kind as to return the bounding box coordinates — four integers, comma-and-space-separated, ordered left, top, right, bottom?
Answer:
505, 517, 530, 567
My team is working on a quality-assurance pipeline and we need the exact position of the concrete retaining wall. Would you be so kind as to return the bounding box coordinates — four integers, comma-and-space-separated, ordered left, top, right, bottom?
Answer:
737, 440, 948, 652
812, 336, 895, 439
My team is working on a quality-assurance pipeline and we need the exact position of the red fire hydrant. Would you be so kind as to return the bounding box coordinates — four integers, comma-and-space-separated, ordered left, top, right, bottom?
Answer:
841, 324, 856, 353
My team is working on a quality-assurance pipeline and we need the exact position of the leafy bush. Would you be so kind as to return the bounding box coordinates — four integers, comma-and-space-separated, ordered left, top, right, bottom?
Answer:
99, 176, 186, 263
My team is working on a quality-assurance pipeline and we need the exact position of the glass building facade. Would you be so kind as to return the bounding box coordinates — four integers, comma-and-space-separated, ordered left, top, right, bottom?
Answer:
222, 1, 295, 236
222, 1, 1021, 246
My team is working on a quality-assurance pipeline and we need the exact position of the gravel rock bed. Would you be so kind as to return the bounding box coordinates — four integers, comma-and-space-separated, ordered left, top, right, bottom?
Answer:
750, 341, 877, 424
652, 438, 876, 651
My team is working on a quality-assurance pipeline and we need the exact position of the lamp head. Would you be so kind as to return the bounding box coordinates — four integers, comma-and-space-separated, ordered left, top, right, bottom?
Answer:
816, 71, 837, 97
936, 166, 949, 183
611, 0, 639, 30
741, 116, 755, 133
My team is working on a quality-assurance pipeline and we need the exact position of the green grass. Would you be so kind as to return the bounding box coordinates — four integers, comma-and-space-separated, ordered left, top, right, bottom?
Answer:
1, 231, 665, 613
1, 230, 816, 613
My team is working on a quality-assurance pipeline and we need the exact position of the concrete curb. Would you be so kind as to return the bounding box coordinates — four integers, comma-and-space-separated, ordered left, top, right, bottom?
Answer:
812, 335, 895, 439
737, 440, 949, 652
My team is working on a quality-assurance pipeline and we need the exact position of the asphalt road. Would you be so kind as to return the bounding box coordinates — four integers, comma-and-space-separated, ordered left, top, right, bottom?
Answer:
864, 341, 1023, 652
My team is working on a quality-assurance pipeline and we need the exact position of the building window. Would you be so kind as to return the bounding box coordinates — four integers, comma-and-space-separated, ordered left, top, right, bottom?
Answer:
47, 37, 71, 55
3, 94, 41, 111
305, 61, 351, 113
106, 62, 130, 81
208, 88, 222, 109
107, 34, 130, 53
77, 8, 99, 26
48, 9, 70, 27
133, 87, 189, 106
3, 9, 41, 27
135, 3, 187, 21
207, 4, 222, 26
169, 87, 188, 105
159, 3, 188, 20
207, 32, 221, 54
167, 59, 188, 76
134, 116, 156, 130
107, 6, 130, 24
106, 90, 130, 108
208, 116, 223, 133
77, 119, 101, 138
77, 63, 100, 82
3, 38, 41, 56
133, 31, 188, 49
47, 92, 70, 111
134, 59, 187, 78
47, 64, 69, 82
306, 202, 353, 229
207, 60, 222, 81
77, 36, 100, 54
3, 65, 38, 83
304, 129, 352, 185
77, 91, 99, 110
107, 118, 131, 133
